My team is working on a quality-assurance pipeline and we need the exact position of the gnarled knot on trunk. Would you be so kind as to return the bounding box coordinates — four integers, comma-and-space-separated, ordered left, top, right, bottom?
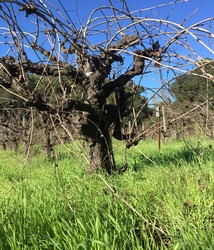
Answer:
19, 4, 38, 17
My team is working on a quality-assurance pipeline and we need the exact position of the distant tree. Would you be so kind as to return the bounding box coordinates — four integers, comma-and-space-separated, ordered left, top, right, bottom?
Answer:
0, 0, 213, 173
170, 59, 214, 110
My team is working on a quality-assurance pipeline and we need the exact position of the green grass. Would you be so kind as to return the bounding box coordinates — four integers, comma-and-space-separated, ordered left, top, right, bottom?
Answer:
0, 138, 213, 249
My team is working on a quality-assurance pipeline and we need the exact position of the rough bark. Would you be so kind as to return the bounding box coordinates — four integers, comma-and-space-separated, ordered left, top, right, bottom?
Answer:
79, 110, 116, 173
88, 134, 116, 174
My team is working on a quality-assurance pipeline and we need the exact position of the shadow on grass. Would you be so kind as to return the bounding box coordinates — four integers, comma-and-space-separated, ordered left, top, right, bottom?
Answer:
131, 145, 214, 170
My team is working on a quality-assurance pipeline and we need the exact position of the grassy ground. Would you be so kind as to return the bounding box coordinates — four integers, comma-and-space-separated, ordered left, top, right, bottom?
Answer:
0, 138, 213, 249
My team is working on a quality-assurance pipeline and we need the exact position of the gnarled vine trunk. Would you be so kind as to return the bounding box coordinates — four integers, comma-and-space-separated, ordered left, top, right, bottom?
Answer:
88, 134, 115, 174
80, 112, 116, 173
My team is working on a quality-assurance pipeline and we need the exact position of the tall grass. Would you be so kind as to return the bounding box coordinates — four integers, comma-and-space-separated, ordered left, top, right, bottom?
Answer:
0, 138, 213, 249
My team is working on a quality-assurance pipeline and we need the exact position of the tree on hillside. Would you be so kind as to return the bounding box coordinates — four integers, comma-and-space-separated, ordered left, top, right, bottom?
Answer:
170, 59, 214, 110
0, 0, 213, 173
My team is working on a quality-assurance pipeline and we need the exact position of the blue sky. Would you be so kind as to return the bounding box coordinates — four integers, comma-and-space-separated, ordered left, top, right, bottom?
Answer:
71, 0, 214, 26
69, 0, 214, 61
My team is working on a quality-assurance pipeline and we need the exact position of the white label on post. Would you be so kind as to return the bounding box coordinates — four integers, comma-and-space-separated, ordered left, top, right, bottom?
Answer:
156, 106, 160, 118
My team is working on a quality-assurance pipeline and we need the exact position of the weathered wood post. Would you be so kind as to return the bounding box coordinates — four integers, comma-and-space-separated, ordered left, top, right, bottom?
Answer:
156, 106, 161, 151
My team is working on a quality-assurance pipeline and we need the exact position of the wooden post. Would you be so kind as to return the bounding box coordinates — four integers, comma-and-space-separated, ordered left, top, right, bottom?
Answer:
156, 106, 161, 151
162, 106, 167, 144
206, 79, 209, 136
